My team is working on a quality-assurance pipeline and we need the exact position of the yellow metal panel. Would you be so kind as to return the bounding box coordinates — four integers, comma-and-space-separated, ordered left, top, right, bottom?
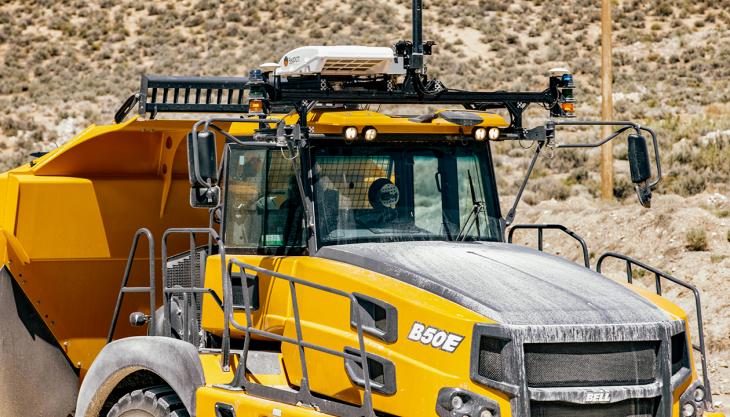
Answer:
15, 176, 110, 259
197, 386, 331, 417
2, 173, 20, 233
1, 228, 30, 265
0, 173, 7, 229
199, 254, 704, 416
226, 109, 509, 137
7, 176, 211, 373
627, 283, 689, 321
199, 353, 236, 386
201, 254, 510, 417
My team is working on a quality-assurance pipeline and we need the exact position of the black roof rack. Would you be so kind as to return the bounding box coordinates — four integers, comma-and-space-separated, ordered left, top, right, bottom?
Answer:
139, 75, 250, 116
115, 72, 562, 132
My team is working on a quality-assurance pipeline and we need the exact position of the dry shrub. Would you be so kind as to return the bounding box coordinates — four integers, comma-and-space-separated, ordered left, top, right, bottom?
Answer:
613, 176, 634, 200
685, 228, 708, 251
534, 177, 571, 201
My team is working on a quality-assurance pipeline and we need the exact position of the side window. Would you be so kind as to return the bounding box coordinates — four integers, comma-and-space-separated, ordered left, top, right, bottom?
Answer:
224, 147, 305, 251
226, 148, 266, 247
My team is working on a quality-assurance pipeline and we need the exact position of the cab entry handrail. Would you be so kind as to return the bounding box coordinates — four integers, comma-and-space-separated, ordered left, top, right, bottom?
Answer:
107, 228, 156, 343
596, 252, 712, 405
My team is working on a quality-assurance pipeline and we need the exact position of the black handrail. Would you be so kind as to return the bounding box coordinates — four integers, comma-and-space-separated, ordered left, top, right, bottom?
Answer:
508, 224, 590, 268
223, 258, 376, 417
107, 228, 156, 343
596, 252, 712, 405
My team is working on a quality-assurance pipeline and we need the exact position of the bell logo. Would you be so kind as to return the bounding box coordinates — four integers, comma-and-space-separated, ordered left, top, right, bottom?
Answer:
584, 391, 611, 403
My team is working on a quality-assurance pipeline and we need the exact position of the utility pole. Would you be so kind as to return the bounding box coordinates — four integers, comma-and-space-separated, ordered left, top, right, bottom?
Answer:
600, 0, 614, 201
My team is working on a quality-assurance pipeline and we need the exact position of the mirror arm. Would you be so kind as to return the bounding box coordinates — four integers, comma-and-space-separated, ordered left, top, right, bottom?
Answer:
551, 122, 663, 190
505, 141, 545, 226
554, 123, 636, 148
503, 120, 664, 226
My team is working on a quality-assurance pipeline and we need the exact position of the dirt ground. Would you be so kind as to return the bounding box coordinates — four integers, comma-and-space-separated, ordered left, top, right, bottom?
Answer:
506, 192, 730, 412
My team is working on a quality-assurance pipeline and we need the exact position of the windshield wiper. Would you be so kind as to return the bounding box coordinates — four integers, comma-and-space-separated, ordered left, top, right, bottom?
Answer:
456, 170, 486, 241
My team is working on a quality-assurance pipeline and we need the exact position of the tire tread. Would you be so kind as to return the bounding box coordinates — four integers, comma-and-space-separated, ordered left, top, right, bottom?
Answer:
107, 385, 188, 417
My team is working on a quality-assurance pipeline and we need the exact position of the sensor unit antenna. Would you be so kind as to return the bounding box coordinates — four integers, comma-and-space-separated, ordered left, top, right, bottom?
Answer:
411, 0, 424, 70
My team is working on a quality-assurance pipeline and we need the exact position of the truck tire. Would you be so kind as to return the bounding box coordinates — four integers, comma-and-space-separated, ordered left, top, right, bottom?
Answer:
107, 386, 190, 417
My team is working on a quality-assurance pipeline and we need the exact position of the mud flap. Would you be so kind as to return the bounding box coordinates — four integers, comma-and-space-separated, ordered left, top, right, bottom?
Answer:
0, 266, 79, 417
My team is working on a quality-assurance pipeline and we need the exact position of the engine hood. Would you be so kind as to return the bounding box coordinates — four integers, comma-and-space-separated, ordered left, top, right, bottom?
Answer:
316, 241, 670, 325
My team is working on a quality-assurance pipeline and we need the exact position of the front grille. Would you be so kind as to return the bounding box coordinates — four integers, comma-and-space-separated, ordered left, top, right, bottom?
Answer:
530, 398, 658, 417
477, 336, 509, 381
524, 341, 659, 387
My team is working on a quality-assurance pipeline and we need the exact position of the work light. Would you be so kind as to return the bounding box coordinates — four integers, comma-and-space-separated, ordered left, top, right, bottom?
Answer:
488, 127, 500, 140
473, 127, 487, 141
344, 127, 358, 141
364, 127, 378, 141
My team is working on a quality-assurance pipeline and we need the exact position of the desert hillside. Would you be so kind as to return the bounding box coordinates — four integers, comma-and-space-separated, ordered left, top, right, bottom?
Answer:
1, 0, 729, 411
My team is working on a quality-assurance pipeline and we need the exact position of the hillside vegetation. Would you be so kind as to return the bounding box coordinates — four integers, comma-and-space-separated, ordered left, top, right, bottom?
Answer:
1, 0, 729, 195
1, 0, 729, 409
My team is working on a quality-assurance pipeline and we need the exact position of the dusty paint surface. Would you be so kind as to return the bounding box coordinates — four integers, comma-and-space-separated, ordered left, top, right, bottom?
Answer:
318, 241, 670, 325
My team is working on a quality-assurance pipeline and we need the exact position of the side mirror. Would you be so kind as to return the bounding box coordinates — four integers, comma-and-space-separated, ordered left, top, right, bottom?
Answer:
628, 133, 652, 208
187, 130, 220, 208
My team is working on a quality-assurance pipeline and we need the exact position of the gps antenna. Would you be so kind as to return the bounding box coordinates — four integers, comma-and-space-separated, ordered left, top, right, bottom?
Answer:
411, 0, 424, 69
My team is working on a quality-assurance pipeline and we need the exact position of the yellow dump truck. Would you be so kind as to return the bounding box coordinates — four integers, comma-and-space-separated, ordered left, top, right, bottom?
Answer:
0, 3, 724, 417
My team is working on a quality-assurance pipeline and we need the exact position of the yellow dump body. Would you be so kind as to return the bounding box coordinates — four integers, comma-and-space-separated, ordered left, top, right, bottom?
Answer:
0, 118, 214, 372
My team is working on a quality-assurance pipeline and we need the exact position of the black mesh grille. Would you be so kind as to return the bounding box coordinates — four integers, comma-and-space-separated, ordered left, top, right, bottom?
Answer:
524, 341, 659, 387
671, 332, 689, 375
167, 249, 204, 289
314, 155, 394, 209
166, 248, 207, 345
530, 398, 658, 417
477, 336, 509, 381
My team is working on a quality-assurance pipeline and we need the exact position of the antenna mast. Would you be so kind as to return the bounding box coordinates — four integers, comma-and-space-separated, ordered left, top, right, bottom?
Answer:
411, 0, 424, 70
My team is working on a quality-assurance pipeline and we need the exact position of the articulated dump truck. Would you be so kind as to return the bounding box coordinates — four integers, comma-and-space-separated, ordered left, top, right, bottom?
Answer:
0, 4, 724, 417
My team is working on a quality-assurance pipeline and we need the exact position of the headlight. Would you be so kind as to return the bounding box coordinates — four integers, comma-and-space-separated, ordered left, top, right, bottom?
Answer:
680, 381, 707, 416
681, 402, 696, 417
436, 388, 500, 417
451, 394, 464, 410
693, 386, 705, 402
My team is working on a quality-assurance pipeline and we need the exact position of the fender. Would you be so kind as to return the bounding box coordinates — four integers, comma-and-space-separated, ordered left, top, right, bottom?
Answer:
75, 336, 206, 417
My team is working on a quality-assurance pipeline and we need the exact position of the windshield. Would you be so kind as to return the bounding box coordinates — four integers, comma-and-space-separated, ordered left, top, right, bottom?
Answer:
312, 144, 501, 247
